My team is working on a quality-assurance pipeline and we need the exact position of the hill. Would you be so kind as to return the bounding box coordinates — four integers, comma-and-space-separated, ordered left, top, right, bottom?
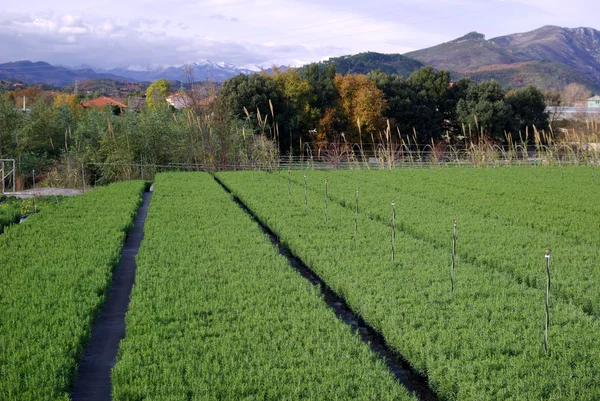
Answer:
317, 52, 424, 77
0, 61, 132, 86
406, 26, 600, 91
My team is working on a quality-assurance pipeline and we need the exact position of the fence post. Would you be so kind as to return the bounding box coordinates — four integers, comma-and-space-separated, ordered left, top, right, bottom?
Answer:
81, 163, 86, 192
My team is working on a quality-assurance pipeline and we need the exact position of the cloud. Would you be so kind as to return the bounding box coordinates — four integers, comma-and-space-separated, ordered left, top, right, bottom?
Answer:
0, 0, 598, 71
209, 14, 239, 22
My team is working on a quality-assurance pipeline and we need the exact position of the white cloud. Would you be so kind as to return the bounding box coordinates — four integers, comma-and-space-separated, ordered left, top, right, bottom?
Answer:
0, 0, 598, 69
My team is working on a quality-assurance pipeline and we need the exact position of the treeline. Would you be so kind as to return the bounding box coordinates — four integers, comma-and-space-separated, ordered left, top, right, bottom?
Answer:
220, 65, 549, 150
0, 64, 552, 186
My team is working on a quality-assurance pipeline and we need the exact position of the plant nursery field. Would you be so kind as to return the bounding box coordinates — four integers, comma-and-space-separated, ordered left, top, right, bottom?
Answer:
2, 167, 599, 401
216, 166, 600, 400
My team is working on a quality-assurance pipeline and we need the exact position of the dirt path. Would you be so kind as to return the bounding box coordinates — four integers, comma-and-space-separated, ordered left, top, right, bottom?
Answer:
71, 191, 152, 401
6, 187, 84, 198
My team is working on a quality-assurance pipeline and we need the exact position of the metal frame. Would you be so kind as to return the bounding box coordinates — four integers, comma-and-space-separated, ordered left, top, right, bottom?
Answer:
1, 159, 16, 194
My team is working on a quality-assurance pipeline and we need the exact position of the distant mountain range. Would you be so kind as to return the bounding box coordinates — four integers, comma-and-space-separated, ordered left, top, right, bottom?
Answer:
98, 61, 259, 83
0, 61, 130, 87
1, 25, 600, 91
406, 26, 600, 91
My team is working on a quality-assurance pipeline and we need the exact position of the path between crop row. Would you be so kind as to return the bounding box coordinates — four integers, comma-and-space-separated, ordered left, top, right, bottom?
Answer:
71, 191, 152, 401
214, 176, 438, 401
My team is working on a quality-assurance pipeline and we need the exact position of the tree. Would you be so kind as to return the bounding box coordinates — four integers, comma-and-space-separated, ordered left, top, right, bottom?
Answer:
271, 67, 317, 152
506, 85, 549, 134
561, 83, 592, 106
369, 68, 451, 143
146, 78, 171, 109
333, 73, 388, 143
456, 80, 512, 140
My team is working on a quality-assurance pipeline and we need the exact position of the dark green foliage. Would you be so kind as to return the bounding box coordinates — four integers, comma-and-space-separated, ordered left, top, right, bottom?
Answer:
506, 85, 549, 134
456, 80, 513, 139
311, 52, 424, 78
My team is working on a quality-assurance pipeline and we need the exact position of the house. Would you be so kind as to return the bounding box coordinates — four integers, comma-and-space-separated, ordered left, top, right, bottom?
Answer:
82, 96, 128, 111
166, 93, 216, 110
588, 95, 600, 108
166, 93, 190, 109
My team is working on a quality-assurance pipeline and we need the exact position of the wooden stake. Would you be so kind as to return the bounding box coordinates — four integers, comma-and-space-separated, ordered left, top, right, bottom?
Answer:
303, 173, 307, 214
451, 219, 457, 296
32, 170, 37, 214
544, 248, 551, 354
391, 200, 396, 261
354, 188, 359, 240
324, 180, 328, 224
287, 169, 291, 203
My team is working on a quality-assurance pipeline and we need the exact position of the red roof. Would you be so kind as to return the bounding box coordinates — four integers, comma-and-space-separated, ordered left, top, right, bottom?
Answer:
82, 96, 127, 109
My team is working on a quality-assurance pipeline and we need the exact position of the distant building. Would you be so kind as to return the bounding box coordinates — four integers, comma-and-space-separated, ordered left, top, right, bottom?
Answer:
166, 93, 216, 110
166, 93, 190, 109
588, 95, 600, 108
82, 96, 128, 111
127, 96, 146, 111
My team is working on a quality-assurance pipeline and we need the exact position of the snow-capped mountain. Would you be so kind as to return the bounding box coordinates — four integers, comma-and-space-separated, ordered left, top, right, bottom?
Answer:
104, 60, 259, 82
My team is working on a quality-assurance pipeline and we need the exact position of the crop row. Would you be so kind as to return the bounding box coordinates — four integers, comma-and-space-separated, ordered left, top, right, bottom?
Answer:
0, 181, 147, 400
288, 168, 600, 317
0, 197, 21, 233
112, 172, 414, 400
217, 170, 600, 400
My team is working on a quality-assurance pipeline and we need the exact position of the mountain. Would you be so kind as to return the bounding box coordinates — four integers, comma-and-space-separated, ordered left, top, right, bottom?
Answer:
104, 61, 257, 82
316, 52, 424, 77
490, 26, 600, 84
405, 26, 600, 91
0, 61, 132, 86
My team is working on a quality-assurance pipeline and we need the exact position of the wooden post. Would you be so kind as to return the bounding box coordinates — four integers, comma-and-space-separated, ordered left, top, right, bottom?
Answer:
544, 248, 551, 354
303, 173, 307, 214
287, 169, 291, 203
451, 219, 457, 296
354, 188, 359, 241
324, 180, 328, 224
32, 170, 37, 214
391, 200, 396, 261
81, 163, 86, 192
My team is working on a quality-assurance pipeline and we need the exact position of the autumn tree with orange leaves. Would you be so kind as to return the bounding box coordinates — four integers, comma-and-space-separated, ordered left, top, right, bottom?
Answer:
331, 74, 388, 143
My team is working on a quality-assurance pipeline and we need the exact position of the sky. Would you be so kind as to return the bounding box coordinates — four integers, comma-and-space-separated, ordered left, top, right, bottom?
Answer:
0, 0, 598, 70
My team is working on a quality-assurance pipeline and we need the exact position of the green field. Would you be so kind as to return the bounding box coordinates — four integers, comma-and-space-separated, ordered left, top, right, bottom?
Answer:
0, 182, 146, 400
2, 167, 599, 400
217, 166, 600, 400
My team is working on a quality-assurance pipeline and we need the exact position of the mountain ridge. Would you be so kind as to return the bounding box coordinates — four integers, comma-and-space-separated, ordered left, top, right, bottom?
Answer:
2, 25, 600, 91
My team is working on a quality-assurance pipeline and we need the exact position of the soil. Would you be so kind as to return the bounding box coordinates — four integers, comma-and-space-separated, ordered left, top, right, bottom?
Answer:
70, 191, 152, 401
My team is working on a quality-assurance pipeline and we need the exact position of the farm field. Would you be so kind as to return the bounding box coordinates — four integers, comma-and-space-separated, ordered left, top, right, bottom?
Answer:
3, 167, 599, 400
217, 166, 600, 400
0, 195, 64, 233
0, 181, 146, 400
112, 172, 415, 400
